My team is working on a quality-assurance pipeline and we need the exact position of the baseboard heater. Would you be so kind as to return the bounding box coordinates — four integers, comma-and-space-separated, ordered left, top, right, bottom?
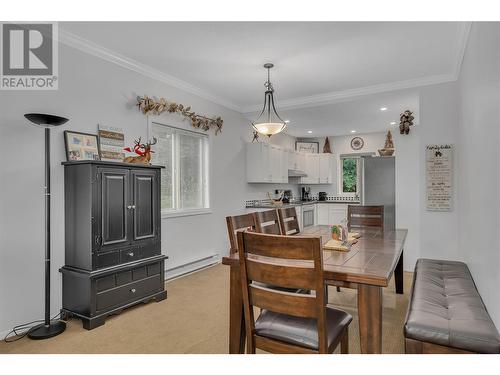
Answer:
165, 254, 220, 281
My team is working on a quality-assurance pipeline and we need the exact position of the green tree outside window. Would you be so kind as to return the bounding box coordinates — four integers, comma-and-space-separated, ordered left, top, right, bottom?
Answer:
342, 158, 357, 193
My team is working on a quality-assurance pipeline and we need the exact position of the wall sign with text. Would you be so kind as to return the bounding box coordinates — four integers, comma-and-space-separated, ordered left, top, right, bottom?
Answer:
426, 144, 453, 211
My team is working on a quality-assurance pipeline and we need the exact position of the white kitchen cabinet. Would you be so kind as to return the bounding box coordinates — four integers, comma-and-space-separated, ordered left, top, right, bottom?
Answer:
246, 142, 288, 183
315, 203, 349, 225
319, 154, 334, 184
317, 203, 329, 225
301, 153, 334, 184
302, 154, 320, 184
296, 152, 306, 171
329, 205, 348, 225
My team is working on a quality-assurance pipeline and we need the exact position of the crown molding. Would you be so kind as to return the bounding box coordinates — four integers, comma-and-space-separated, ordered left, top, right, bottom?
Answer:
58, 29, 243, 113
452, 22, 472, 80
242, 73, 456, 114
59, 23, 471, 116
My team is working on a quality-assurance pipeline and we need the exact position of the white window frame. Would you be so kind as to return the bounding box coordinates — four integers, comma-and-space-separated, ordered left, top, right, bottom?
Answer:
149, 120, 211, 218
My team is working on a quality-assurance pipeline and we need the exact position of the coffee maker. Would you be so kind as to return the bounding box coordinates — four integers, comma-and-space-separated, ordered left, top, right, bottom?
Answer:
301, 186, 311, 201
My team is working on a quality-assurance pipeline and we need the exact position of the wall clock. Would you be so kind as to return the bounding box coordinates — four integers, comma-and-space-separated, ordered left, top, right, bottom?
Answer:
350, 137, 364, 150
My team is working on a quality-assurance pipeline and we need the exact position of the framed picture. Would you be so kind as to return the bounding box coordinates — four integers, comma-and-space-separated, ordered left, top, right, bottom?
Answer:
296, 141, 319, 153
64, 131, 101, 161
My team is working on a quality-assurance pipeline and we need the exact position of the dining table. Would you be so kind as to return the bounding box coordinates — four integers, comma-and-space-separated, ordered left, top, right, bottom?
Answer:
222, 224, 407, 354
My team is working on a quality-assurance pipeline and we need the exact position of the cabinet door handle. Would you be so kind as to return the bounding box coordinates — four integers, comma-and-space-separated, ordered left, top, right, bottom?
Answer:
127, 205, 137, 209
127, 252, 134, 257
130, 288, 136, 294
127, 205, 133, 209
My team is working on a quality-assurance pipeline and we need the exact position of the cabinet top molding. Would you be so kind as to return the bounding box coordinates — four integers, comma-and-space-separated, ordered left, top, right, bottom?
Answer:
62, 160, 165, 169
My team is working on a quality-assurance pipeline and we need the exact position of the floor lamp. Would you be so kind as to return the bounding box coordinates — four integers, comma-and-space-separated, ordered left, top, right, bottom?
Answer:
24, 113, 69, 340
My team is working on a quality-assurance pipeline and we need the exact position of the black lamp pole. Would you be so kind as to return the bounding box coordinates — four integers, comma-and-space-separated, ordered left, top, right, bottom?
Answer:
24, 113, 69, 340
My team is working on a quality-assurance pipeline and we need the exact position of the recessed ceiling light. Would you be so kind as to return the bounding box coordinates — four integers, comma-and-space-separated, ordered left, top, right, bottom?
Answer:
390, 121, 396, 125
350, 130, 357, 133
307, 130, 312, 134
380, 107, 387, 111
284, 120, 290, 123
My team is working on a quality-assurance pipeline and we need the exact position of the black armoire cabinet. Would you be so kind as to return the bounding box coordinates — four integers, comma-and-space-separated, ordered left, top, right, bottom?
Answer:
60, 161, 167, 330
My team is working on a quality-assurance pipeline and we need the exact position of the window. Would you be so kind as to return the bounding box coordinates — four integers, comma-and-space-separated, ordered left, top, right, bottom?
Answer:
341, 156, 360, 195
151, 122, 209, 214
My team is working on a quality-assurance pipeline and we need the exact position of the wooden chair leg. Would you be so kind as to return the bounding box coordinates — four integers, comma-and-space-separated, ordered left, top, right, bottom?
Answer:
341, 329, 349, 354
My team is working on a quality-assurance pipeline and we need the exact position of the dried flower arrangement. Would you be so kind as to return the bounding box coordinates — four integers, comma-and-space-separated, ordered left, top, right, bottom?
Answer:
137, 96, 223, 135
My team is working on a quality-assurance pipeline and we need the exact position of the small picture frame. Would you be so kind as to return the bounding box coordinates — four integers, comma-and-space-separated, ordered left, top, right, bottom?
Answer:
296, 141, 319, 153
64, 131, 101, 161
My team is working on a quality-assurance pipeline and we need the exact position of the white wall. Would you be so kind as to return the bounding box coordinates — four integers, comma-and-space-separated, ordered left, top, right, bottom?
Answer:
457, 22, 500, 327
0, 43, 285, 335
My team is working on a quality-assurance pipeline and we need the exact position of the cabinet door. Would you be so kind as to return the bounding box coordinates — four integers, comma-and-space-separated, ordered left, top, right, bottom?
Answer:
304, 154, 320, 184
280, 149, 288, 183
317, 204, 329, 225
329, 206, 348, 225
287, 150, 296, 170
296, 152, 306, 171
131, 169, 159, 242
319, 154, 333, 184
269, 145, 281, 183
96, 168, 130, 252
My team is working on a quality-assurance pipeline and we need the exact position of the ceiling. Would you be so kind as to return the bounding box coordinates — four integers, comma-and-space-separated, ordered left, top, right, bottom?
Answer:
60, 22, 468, 136
276, 90, 420, 137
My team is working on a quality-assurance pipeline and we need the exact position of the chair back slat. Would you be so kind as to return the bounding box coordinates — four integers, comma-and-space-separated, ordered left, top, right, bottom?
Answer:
249, 285, 317, 319
246, 258, 317, 290
226, 213, 256, 254
348, 205, 384, 228
241, 231, 318, 260
278, 207, 300, 235
254, 209, 282, 235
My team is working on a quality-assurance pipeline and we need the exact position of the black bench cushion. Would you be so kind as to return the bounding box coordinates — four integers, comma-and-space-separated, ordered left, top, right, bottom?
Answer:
255, 307, 352, 350
405, 259, 500, 353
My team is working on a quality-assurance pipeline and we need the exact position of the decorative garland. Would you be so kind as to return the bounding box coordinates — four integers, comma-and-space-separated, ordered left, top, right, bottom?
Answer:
137, 95, 223, 134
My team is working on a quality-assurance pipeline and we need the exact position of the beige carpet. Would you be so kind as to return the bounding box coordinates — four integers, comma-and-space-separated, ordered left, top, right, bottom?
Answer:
0, 264, 413, 354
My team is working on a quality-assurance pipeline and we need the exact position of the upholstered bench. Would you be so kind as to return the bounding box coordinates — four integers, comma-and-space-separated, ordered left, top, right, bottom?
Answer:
404, 259, 500, 354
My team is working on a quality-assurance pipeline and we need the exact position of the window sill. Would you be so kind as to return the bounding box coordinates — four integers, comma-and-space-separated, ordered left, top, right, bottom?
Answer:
161, 208, 212, 219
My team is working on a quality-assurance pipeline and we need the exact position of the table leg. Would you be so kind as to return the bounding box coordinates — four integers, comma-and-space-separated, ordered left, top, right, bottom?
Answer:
229, 265, 245, 354
358, 284, 382, 354
395, 250, 404, 295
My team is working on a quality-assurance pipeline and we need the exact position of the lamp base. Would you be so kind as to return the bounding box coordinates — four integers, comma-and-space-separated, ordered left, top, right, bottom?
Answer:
28, 321, 66, 340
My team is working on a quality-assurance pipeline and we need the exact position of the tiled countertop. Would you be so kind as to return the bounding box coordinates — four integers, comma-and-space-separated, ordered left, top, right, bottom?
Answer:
245, 198, 360, 209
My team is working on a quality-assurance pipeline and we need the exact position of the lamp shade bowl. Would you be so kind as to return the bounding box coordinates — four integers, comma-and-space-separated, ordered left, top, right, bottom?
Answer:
24, 113, 69, 127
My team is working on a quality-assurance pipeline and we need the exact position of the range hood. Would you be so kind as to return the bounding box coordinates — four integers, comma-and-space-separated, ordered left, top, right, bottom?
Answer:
288, 169, 307, 177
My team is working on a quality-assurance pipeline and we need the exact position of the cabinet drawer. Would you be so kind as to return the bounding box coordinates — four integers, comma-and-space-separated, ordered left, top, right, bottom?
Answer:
120, 248, 140, 263
96, 274, 162, 312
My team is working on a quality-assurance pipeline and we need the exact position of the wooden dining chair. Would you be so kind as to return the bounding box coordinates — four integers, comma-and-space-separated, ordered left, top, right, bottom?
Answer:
254, 209, 282, 235
226, 213, 256, 254
347, 205, 384, 229
237, 230, 352, 354
277, 207, 300, 235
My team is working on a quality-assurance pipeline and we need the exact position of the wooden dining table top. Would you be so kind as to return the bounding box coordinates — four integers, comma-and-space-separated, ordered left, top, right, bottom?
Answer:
222, 225, 407, 288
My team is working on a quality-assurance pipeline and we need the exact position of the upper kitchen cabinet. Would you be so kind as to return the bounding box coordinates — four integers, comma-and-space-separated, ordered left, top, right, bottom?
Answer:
301, 153, 334, 184
319, 154, 334, 183
246, 142, 288, 183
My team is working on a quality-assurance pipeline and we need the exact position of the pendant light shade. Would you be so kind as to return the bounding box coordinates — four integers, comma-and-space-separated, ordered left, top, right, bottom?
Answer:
252, 63, 286, 137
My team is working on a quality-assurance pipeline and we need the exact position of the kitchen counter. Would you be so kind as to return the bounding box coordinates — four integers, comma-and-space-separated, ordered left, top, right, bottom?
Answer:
245, 199, 360, 209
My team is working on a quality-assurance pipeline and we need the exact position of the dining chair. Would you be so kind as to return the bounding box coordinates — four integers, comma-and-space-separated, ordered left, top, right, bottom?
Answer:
277, 207, 300, 235
226, 213, 257, 254
237, 230, 352, 354
254, 209, 282, 235
347, 205, 384, 229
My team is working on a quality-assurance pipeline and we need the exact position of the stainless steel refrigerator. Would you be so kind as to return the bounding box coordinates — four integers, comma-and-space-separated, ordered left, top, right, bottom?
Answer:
361, 156, 395, 229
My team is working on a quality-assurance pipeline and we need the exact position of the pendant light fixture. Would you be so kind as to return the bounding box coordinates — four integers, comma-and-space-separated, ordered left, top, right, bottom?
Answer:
252, 63, 286, 137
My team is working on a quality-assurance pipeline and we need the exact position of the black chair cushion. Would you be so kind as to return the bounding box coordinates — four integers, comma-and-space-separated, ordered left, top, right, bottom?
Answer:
404, 259, 500, 353
254, 307, 352, 350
